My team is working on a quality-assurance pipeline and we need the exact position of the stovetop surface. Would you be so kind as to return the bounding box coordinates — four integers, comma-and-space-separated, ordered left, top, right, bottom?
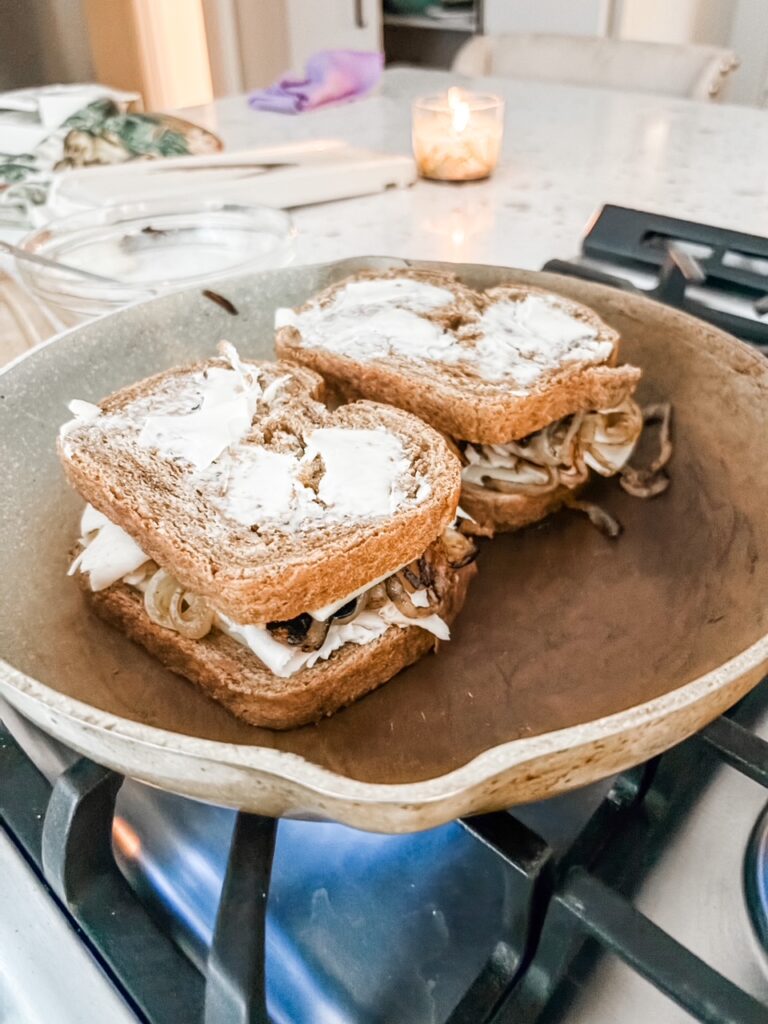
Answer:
5, 682, 768, 1024
544, 205, 768, 348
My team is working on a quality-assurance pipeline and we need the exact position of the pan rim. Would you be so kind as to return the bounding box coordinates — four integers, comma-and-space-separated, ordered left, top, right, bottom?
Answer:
1, 632, 767, 812
2, 257, 767, 830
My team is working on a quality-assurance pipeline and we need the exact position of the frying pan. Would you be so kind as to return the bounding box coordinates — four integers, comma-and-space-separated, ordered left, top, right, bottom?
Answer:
1, 257, 767, 833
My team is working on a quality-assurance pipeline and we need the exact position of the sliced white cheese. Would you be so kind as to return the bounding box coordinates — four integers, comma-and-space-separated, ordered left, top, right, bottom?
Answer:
69, 517, 148, 591
80, 503, 111, 535
71, 506, 451, 675
378, 604, 450, 641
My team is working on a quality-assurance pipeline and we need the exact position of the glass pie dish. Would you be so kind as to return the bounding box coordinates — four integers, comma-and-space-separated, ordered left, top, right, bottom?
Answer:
16, 199, 295, 324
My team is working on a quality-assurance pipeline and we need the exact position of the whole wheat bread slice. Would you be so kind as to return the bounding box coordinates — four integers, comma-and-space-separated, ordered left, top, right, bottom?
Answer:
275, 273, 641, 444
458, 480, 580, 536
85, 561, 475, 729
59, 354, 461, 624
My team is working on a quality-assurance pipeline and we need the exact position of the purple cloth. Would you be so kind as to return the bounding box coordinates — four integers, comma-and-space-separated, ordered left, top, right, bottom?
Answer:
248, 50, 383, 114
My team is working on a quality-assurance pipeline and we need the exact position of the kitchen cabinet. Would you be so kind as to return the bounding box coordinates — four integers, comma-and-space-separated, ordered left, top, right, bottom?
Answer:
381, 1, 480, 70
203, 0, 382, 93
286, 0, 382, 70
381, 0, 612, 71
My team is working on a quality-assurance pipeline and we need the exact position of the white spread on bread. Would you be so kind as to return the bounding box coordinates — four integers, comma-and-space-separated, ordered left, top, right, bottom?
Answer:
260, 374, 291, 404
278, 302, 459, 363
59, 344, 271, 467
60, 344, 430, 527
304, 427, 411, 518
59, 400, 101, 434
275, 277, 455, 324
71, 505, 451, 679
471, 296, 613, 384
276, 278, 460, 364
324, 277, 456, 312
214, 447, 298, 524
277, 280, 614, 388
59, 344, 289, 463
212, 426, 423, 528
461, 398, 643, 496
138, 363, 262, 472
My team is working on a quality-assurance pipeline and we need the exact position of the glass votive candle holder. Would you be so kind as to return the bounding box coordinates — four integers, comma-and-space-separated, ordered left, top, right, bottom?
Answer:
412, 88, 504, 182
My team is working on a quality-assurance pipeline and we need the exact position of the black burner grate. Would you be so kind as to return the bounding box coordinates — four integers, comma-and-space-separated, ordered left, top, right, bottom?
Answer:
460, 700, 768, 1024
3, 684, 768, 1024
543, 204, 768, 348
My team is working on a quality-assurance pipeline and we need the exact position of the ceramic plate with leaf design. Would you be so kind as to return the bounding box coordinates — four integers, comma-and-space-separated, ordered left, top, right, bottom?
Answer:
0, 99, 222, 226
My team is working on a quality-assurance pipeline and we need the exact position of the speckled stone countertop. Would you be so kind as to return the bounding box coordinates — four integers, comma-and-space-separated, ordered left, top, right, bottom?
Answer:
179, 66, 768, 269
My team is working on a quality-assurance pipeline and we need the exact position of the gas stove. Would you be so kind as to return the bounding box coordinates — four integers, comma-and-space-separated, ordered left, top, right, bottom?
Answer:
2, 208, 768, 1024
544, 205, 768, 351
4, 688, 768, 1024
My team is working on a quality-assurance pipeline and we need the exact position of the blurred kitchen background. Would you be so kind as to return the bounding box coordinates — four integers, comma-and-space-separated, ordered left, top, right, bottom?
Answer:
2, 0, 767, 109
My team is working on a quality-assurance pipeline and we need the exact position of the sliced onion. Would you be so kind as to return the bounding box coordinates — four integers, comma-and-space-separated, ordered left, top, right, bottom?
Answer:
366, 583, 389, 609
332, 593, 368, 624
506, 412, 585, 467
441, 526, 478, 568
554, 458, 590, 491
579, 398, 644, 475
619, 403, 673, 499
620, 471, 670, 498
144, 569, 176, 624
558, 412, 586, 463
168, 590, 215, 640
144, 569, 214, 640
481, 470, 561, 496
582, 399, 643, 447
563, 495, 622, 539
462, 400, 640, 497
385, 573, 439, 618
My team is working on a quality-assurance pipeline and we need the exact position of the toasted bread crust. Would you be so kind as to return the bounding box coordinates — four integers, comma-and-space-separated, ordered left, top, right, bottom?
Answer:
275, 275, 640, 444
298, 267, 481, 322
300, 357, 642, 446
59, 358, 461, 623
92, 357, 326, 416
85, 563, 475, 729
458, 481, 582, 536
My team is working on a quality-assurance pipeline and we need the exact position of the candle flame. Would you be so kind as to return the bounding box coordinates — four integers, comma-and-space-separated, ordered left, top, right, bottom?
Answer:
448, 87, 470, 133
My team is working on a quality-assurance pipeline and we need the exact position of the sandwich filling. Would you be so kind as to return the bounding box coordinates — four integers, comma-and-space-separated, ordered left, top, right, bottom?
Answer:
276, 281, 613, 386
70, 506, 476, 679
459, 397, 644, 497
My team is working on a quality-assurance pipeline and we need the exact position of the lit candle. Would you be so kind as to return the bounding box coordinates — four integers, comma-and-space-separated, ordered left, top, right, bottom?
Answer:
412, 88, 504, 182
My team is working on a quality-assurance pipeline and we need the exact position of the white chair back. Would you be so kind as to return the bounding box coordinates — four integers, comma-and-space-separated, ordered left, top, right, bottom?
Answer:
453, 33, 739, 101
